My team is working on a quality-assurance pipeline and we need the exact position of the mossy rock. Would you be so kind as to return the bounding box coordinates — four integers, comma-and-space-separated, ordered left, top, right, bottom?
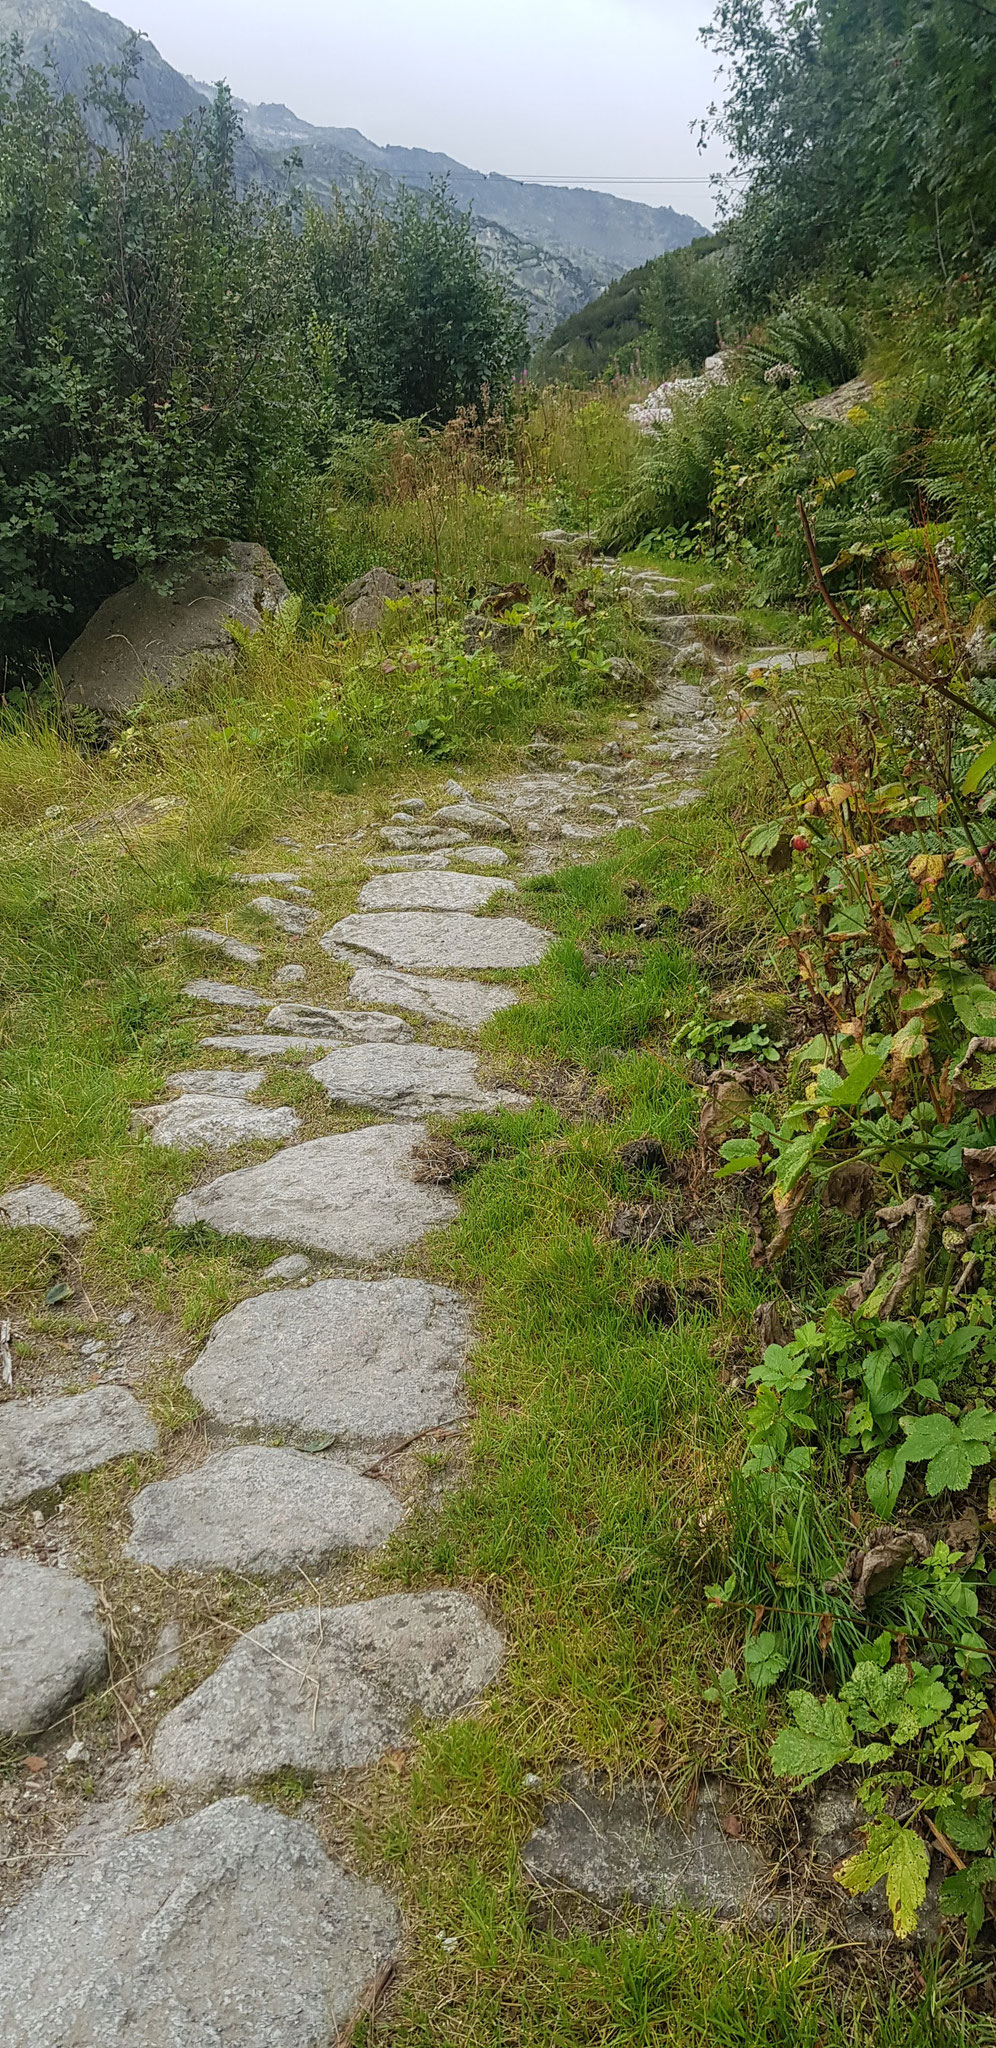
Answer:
708, 985, 791, 1040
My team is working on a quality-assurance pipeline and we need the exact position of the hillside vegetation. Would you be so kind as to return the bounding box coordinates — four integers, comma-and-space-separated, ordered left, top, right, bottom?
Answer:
4, 1, 996, 2041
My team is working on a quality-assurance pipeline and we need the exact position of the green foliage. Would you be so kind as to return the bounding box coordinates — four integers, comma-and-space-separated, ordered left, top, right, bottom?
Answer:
300, 180, 527, 427
534, 235, 723, 384
704, 0, 996, 314
0, 39, 528, 680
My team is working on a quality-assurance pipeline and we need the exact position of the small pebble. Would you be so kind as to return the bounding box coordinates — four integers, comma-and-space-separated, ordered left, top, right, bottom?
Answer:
117, 1310, 136, 1327
65, 1740, 87, 1765
80, 1340, 107, 1360
275, 964, 306, 985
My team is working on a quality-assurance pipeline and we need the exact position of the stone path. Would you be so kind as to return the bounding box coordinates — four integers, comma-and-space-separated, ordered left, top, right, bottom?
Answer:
0, 568, 744, 2039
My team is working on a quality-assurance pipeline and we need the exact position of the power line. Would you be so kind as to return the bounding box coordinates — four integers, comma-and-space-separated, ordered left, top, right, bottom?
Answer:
508, 175, 715, 183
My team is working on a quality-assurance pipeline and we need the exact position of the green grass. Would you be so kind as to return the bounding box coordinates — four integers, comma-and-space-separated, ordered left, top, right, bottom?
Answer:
2, 393, 988, 2041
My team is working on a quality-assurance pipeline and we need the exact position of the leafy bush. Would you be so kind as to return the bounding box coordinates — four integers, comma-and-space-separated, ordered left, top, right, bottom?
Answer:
0, 37, 529, 681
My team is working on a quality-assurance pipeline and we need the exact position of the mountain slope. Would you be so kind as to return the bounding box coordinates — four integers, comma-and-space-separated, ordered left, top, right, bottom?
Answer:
0, 1, 704, 333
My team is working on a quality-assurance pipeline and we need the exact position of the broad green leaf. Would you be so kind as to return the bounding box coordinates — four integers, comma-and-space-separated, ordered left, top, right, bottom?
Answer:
840, 1822, 929, 1939
773, 1124, 831, 1193
936, 1798, 993, 1854
770, 1690, 854, 1786
812, 1051, 886, 1107
963, 738, 996, 795
900, 1414, 955, 1461
926, 1439, 976, 1494
744, 1630, 788, 1690
745, 819, 786, 859
960, 1406, 996, 1443
866, 1446, 907, 1516
949, 974, 996, 1037
939, 1865, 992, 1938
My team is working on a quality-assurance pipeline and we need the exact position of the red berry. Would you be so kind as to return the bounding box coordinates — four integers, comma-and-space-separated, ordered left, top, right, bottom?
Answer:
791, 835, 810, 852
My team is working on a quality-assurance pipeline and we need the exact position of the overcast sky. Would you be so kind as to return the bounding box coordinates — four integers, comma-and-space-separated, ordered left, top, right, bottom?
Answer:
132, 0, 726, 224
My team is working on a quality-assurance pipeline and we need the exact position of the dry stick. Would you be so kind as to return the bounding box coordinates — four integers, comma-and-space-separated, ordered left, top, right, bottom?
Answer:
795, 496, 996, 734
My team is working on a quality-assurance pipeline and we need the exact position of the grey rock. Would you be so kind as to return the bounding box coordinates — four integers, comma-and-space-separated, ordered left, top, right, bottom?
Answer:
0, 1386, 159, 1508
742, 648, 829, 673
166, 1069, 264, 1098
0, 1795, 400, 2046
182, 979, 269, 1011
379, 825, 470, 850
127, 1447, 403, 1573
0, 1558, 107, 1737
393, 796, 427, 814
133, 1095, 299, 1153
59, 542, 289, 720
443, 779, 469, 799
452, 845, 510, 869
275, 962, 306, 984
140, 1620, 183, 1690
230, 871, 303, 886
172, 1125, 459, 1257
264, 1002, 413, 1043
261, 1252, 312, 1282
182, 928, 262, 966
185, 1276, 471, 1446
431, 801, 512, 838
323, 911, 551, 973
200, 1032, 369, 1058
152, 1590, 503, 1787
358, 871, 515, 914
807, 1787, 943, 1945
309, 1043, 529, 1118
523, 1771, 767, 1921
368, 851, 449, 871
249, 895, 317, 937
348, 966, 520, 1030
0, 1183, 91, 1238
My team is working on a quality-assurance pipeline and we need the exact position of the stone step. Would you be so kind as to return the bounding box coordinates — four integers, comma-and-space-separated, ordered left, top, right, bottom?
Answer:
308, 1043, 529, 1118
0, 1183, 91, 1239
133, 1094, 300, 1152
348, 966, 520, 1030
126, 1446, 403, 1572
172, 1125, 459, 1257
522, 1769, 767, 1924
182, 927, 262, 966
0, 1557, 107, 1737
185, 1276, 471, 1447
0, 1796, 401, 2047
323, 910, 551, 973
151, 1589, 504, 1788
183, 979, 269, 1011
262, 1002, 413, 1044
357, 870, 515, 914
0, 1385, 158, 1508
249, 894, 317, 936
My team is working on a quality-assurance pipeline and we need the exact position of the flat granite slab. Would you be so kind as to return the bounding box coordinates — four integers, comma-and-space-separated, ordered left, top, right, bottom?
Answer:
0, 1795, 401, 2048
151, 1590, 504, 1787
0, 1386, 158, 1508
357, 871, 515, 914
0, 1557, 107, 1738
263, 1002, 413, 1043
127, 1446, 403, 1572
309, 1043, 529, 1118
348, 966, 520, 1030
0, 1183, 91, 1238
185, 1276, 471, 1447
522, 1770, 768, 1922
323, 910, 551, 973
133, 1094, 300, 1152
171, 1125, 459, 1257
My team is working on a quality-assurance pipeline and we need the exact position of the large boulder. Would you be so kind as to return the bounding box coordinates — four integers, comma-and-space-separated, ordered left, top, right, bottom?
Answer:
59, 542, 289, 720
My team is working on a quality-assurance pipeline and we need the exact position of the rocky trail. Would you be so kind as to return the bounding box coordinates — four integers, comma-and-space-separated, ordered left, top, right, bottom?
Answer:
0, 571, 832, 2041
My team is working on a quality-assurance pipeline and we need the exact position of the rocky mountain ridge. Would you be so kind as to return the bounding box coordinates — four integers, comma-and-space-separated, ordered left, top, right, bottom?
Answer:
0, 0, 702, 332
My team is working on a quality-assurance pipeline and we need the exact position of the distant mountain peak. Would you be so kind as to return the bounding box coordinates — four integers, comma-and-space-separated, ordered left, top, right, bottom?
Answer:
1, 0, 704, 334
